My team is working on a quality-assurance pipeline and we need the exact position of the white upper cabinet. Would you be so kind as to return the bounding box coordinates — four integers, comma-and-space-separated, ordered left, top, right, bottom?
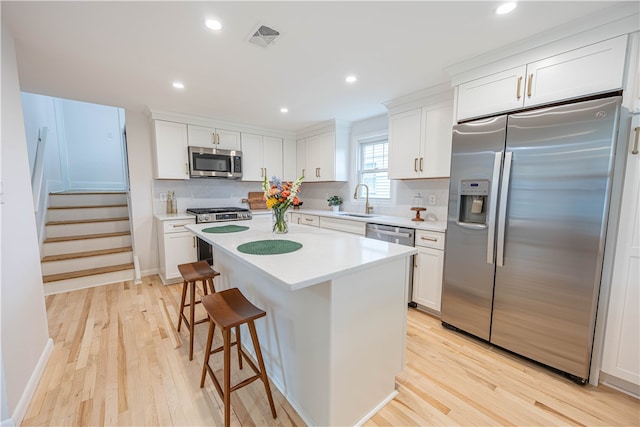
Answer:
388, 103, 453, 179
187, 124, 241, 150
456, 35, 628, 121
241, 133, 283, 181
282, 138, 298, 181
152, 120, 189, 180
296, 138, 307, 179
296, 120, 350, 182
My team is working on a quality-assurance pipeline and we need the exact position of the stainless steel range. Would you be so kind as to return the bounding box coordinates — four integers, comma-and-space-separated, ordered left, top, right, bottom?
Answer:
186, 207, 252, 264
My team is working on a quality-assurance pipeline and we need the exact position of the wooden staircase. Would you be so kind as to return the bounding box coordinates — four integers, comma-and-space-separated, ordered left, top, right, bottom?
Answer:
41, 191, 135, 295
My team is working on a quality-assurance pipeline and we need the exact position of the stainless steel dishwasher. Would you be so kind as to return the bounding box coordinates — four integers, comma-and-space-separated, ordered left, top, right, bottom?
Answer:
365, 223, 417, 308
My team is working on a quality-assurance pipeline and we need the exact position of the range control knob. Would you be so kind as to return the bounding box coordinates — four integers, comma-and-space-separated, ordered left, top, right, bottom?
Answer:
201, 214, 210, 222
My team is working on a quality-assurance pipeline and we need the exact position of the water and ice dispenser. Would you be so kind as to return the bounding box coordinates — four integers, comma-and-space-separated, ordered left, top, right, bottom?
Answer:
459, 179, 489, 225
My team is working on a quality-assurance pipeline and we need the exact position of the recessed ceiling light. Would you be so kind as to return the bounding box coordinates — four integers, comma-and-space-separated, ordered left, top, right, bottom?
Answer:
345, 75, 357, 83
205, 19, 222, 31
172, 82, 184, 89
280, 107, 289, 113
495, 2, 517, 15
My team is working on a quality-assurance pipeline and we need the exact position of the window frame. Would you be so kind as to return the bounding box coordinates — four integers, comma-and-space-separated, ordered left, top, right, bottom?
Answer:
357, 134, 391, 200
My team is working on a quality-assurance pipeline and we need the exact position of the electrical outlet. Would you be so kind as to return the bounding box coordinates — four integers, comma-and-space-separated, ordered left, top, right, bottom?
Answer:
160, 192, 167, 202
428, 194, 437, 206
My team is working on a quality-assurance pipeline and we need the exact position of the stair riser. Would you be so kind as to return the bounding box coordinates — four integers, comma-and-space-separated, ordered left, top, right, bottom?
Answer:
43, 235, 132, 256
41, 251, 134, 275
43, 269, 135, 295
46, 220, 130, 238
49, 193, 127, 207
47, 206, 129, 222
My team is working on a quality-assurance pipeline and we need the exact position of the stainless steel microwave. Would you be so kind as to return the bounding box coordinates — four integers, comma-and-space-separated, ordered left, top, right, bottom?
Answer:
188, 146, 242, 179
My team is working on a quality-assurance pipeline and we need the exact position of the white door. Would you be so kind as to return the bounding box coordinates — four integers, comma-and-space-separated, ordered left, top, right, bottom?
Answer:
413, 246, 444, 313
456, 66, 526, 121
165, 232, 197, 281
421, 105, 453, 178
262, 136, 283, 179
388, 108, 422, 179
241, 133, 264, 181
282, 138, 297, 181
601, 118, 640, 387
216, 128, 241, 150
187, 124, 216, 146
154, 120, 189, 179
525, 35, 627, 108
305, 132, 334, 181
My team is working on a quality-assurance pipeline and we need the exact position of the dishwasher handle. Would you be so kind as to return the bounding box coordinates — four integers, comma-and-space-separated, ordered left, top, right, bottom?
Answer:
367, 228, 412, 239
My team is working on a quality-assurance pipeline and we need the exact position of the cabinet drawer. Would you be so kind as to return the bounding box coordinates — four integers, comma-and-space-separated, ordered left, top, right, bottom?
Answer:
163, 218, 195, 233
319, 217, 366, 236
415, 230, 445, 250
295, 214, 320, 227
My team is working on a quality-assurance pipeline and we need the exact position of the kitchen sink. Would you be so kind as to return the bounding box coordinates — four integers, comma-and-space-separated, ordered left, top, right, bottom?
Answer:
337, 213, 378, 218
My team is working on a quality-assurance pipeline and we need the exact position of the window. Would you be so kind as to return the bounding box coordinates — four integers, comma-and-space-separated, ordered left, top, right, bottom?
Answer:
358, 135, 390, 199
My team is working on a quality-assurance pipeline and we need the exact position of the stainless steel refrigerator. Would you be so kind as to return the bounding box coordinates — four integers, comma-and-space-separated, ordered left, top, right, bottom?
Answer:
441, 95, 622, 383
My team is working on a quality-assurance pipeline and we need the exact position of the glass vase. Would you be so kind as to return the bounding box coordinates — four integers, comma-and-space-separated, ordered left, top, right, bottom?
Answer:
272, 207, 289, 235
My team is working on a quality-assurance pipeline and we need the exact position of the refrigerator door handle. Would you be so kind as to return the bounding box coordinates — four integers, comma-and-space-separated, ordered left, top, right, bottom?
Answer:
487, 152, 503, 264
496, 151, 512, 267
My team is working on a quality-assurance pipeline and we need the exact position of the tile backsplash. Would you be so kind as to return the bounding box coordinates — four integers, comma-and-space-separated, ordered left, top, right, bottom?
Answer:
152, 177, 450, 222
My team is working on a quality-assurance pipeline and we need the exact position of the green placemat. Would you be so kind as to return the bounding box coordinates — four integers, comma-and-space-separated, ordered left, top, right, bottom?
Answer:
237, 239, 303, 255
202, 225, 250, 233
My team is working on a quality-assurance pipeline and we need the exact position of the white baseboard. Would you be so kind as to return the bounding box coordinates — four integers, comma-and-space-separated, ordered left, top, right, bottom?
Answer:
9, 338, 53, 426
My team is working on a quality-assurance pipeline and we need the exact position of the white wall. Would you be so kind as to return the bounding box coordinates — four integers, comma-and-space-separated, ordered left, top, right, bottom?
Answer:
1, 25, 52, 425
58, 98, 127, 190
125, 111, 159, 276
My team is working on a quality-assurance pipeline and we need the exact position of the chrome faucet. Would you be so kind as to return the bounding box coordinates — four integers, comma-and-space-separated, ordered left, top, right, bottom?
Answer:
353, 183, 373, 214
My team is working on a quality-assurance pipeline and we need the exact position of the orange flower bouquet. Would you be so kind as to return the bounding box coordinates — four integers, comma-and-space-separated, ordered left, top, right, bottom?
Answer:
262, 175, 304, 234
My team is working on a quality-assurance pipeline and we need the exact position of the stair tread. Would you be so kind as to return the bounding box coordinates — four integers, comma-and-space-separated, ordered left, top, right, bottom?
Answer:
42, 246, 133, 263
43, 263, 135, 283
46, 217, 129, 226
44, 230, 131, 243
48, 204, 127, 210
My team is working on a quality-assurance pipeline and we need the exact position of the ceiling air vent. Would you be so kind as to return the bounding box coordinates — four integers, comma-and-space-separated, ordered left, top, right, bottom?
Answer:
248, 25, 280, 48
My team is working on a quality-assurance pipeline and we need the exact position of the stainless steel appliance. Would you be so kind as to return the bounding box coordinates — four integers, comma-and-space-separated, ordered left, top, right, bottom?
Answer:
442, 96, 622, 383
187, 207, 252, 264
188, 146, 242, 179
365, 223, 416, 307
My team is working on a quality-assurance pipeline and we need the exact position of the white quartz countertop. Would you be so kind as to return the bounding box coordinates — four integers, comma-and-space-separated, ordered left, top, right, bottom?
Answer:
186, 216, 417, 291
285, 208, 447, 232
154, 212, 194, 221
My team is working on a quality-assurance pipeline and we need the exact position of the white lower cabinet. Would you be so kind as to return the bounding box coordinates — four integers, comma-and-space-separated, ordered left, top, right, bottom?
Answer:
412, 230, 445, 314
319, 216, 366, 236
157, 217, 197, 285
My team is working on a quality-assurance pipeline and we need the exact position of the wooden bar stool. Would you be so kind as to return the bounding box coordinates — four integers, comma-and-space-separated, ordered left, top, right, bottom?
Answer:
200, 287, 277, 427
177, 260, 220, 360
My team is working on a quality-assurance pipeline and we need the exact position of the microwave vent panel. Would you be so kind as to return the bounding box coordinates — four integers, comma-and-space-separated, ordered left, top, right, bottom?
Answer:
248, 25, 280, 48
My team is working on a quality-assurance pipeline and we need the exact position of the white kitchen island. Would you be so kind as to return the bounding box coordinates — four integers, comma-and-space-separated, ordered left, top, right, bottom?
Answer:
186, 216, 416, 426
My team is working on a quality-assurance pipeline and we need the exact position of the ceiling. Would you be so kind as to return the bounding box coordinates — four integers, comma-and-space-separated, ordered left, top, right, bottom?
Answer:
2, 1, 635, 132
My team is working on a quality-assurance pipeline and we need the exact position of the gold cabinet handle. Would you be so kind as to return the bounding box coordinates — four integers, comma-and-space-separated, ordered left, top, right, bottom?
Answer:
185, 163, 189, 175
421, 236, 438, 242
211, 132, 216, 145
193, 236, 196, 248
414, 158, 418, 172
305, 218, 313, 222
516, 76, 522, 100
316, 168, 320, 177
633, 127, 639, 155
527, 74, 533, 97
419, 157, 424, 172
302, 168, 305, 177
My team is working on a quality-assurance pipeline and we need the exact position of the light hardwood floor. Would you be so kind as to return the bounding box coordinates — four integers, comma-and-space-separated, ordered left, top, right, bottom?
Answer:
23, 276, 639, 426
